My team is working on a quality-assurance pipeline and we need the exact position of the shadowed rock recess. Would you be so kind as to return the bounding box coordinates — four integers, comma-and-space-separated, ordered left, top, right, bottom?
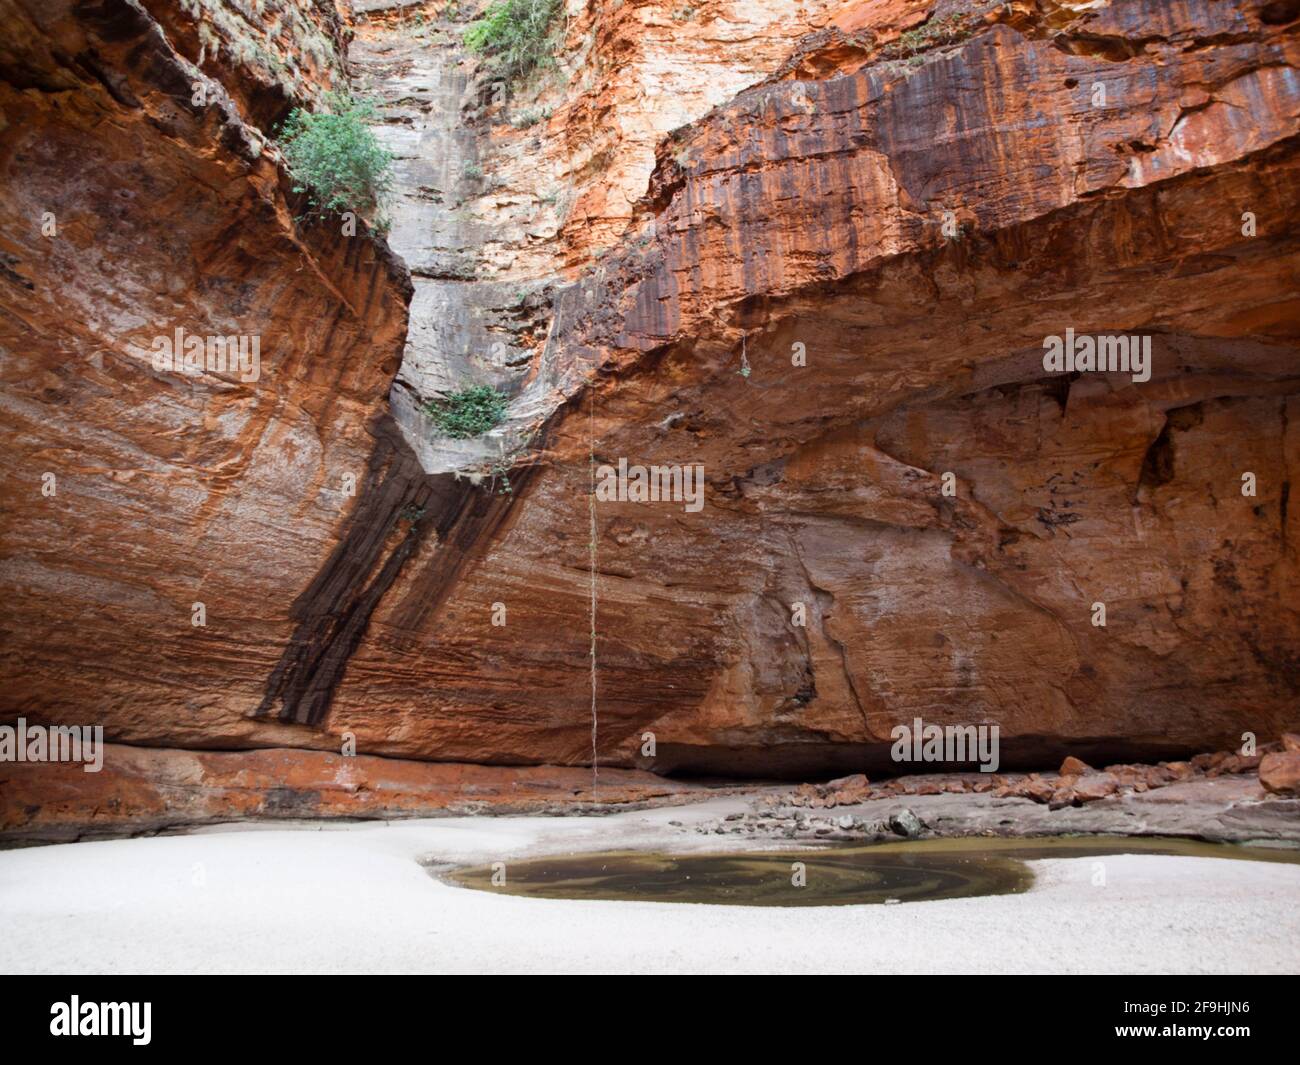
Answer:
1, 0, 1298, 837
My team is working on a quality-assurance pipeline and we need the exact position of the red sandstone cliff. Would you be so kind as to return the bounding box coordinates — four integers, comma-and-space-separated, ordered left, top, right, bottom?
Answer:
2, 1, 1298, 836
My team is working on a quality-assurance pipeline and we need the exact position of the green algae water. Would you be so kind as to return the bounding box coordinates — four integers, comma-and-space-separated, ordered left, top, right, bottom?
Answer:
446, 836, 1300, 907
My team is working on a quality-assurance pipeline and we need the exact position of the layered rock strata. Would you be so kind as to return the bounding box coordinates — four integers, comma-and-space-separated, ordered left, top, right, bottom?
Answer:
1, 1, 1297, 818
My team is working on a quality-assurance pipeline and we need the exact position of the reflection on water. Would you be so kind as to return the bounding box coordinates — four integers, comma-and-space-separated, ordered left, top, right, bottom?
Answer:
446, 835, 1299, 908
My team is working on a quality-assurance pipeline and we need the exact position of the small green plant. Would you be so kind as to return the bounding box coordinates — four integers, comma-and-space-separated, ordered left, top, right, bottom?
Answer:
278, 92, 393, 221
489, 463, 513, 495
464, 0, 562, 87
423, 385, 508, 438
737, 337, 752, 379
399, 503, 426, 523
462, 161, 484, 181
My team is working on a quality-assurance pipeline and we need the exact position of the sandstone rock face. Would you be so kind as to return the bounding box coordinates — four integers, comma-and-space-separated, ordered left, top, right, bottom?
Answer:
137, 0, 352, 132
1, 0, 1298, 810
353, 0, 870, 474
0, 0, 411, 755
325, 0, 1300, 776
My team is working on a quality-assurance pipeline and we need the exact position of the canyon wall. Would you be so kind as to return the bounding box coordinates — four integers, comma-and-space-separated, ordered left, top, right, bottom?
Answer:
2, 0, 1298, 837
0, 0, 411, 756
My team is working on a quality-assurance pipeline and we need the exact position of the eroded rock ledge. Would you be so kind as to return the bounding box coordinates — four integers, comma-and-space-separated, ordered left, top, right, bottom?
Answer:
0, 742, 714, 844
4, 741, 1296, 846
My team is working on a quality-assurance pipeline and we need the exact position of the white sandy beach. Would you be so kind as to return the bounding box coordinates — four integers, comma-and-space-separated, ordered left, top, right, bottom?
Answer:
2, 800, 1298, 974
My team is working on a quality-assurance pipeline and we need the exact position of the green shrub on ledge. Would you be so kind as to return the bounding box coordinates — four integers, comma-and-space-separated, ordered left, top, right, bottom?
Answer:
278, 92, 394, 221
463, 0, 563, 86
424, 385, 509, 439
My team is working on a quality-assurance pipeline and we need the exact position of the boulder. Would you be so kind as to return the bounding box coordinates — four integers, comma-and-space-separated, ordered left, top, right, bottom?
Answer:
1259, 752, 1300, 796
1059, 756, 1093, 777
888, 808, 923, 838
1071, 773, 1120, 803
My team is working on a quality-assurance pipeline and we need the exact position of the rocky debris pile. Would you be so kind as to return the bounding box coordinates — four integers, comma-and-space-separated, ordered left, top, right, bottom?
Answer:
696, 805, 928, 843
684, 742, 1300, 845
758, 744, 1294, 813
1003, 749, 1274, 810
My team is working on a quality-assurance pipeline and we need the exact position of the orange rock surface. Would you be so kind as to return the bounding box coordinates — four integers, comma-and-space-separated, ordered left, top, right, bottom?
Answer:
1259, 751, 1300, 795
330, 0, 1300, 776
1, 0, 1298, 829
0, 743, 709, 842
